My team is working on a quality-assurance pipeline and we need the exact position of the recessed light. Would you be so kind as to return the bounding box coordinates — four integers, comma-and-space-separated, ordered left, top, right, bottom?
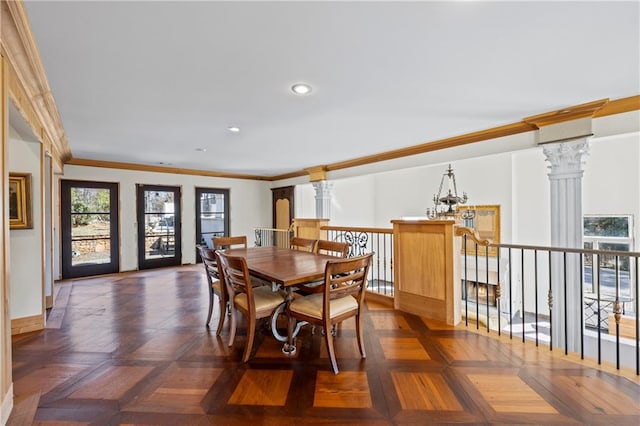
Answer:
291, 83, 312, 95
227, 126, 240, 133
195, 147, 207, 152
158, 162, 173, 166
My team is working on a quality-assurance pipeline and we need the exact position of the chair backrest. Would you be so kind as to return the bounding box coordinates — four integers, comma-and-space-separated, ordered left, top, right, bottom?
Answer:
323, 253, 373, 313
197, 245, 220, 281
213, 235, 248, 250
316, 240, 349, 258
290, 237, 317, 252
216, 252, 253, 307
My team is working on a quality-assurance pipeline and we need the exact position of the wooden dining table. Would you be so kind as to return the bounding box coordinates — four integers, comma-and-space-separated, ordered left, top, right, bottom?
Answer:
221, 246, 336, 354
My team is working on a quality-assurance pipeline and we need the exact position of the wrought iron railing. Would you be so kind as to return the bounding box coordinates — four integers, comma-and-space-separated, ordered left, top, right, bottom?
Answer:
254, 227, 293, 248
456, 226, 639, 375
323, 226, 394, 297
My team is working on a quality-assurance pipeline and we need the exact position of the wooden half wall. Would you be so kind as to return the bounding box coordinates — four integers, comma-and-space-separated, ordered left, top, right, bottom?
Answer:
392, 219, 461, 325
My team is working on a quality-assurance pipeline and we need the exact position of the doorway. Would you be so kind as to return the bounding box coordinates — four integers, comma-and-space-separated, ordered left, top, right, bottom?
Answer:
61, 180, 120, 278
137, 184, 182, 269
195, 187, 229, 262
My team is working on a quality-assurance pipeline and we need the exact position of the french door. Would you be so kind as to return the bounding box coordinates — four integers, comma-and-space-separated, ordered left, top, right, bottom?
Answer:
195, 187, 229, 262
61, 180, 119, 279
137, 184, 182, 269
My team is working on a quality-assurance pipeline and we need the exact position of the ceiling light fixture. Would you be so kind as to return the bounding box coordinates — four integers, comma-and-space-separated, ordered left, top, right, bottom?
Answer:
227, 126, 240, 133
291, 83, 312, 95
195, 147, 207, 152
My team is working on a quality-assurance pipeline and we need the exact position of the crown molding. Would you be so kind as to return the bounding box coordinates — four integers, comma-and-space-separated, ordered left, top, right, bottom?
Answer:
66, 157, 272, 181
0, 0, 70, 169
523, 98, 609, 128
319, 95, 639, 176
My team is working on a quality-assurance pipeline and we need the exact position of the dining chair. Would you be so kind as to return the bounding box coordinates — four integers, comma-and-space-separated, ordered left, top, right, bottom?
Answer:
212, 235, 248, 250
197, 245, 227, 334
290, 237, 317, 252
217, 252, 286, 362
316, 240, 349, 258
287, 253, 373, 374
297, 239, 350, 295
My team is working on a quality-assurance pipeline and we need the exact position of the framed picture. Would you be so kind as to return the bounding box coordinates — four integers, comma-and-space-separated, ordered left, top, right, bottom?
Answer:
9, 172, 32, 229
459, 204, 500, 256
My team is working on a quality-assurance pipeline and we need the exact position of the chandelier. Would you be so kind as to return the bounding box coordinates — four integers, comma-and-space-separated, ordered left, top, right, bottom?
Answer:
427, 164, 475, 221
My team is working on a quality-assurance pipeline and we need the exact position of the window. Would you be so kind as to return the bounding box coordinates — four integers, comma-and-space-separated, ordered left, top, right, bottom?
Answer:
583, 215, 633, 298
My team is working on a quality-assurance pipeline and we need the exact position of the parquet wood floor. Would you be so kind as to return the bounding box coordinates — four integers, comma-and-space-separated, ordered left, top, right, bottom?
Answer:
9, 265, 640, 425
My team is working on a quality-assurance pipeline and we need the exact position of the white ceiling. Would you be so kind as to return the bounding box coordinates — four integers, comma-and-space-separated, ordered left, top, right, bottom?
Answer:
21, 1, 640, 178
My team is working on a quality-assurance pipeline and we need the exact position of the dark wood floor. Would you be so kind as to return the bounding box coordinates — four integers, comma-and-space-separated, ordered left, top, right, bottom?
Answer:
9, 265, 640, 425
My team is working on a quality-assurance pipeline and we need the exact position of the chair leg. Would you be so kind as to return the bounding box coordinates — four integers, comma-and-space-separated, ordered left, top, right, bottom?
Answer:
205, 289, 214, 326
228, 308, 237, 347
215, 295, 226, 336
242, 317, 256, 363
355, 314, 366, 358
324, 324, 339, 374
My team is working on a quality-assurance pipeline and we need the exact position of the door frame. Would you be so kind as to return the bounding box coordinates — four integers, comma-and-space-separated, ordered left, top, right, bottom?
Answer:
136, 184, 182, 270
60, 179, 120, 279
272, 186, 294, 229
195, 187, 230, 262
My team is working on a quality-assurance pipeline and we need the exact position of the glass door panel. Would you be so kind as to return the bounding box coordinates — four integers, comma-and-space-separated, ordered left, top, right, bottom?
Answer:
61, 180, 119, 278
137, 185, 182, 269
195, 188, 229, 262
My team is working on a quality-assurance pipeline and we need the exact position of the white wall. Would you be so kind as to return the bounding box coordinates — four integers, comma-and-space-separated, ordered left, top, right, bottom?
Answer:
8, 126, 43, 319
61, 165, 271, 272
584, 133, 640, 245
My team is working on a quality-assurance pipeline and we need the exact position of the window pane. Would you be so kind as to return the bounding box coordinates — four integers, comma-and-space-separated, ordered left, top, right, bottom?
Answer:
71, 187, 110, 214
584, 217, 629, 237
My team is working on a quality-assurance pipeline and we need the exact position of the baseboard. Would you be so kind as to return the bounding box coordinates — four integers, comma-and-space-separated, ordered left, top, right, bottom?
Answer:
11, 314, 45, 335
365, 291, 394, 308
1, 383, 14, 426
45, 295, 53, 309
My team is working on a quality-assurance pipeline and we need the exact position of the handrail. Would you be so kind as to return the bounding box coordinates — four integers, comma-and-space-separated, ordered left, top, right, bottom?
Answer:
322, 225, 392, 234
455, 226, 492, 247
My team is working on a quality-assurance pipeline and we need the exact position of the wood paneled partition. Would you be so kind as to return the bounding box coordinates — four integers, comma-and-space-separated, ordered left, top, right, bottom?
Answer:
1, 53, 14, 425
392, 219, 461, 325
292, 218, 329, 241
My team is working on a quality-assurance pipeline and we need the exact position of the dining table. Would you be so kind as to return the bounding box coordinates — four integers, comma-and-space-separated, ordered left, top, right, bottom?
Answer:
221, 246, 336, 354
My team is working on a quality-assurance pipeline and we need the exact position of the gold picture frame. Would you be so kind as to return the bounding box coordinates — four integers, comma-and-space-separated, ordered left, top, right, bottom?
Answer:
459, 204, 500, 256
9, 172, 32, 229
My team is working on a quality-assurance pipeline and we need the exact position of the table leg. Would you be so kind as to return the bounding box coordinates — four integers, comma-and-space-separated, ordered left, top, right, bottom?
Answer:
282, 288, 296, 355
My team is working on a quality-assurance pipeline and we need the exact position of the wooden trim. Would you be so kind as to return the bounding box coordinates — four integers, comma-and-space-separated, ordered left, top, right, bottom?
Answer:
290, 95, 640, 181
11, 313, 44, 335
326, 121, 538, 173
62, 94, 640, 183
305, 165, 327, 182
594, 95, 640, 118
269, 170, 307, 181
523, 98, 609, 128
364, 291, 394, 308
66, 157, 272, 181
1, 0, 71, 167
0, 383, 13, 426
0, 53, 13, 410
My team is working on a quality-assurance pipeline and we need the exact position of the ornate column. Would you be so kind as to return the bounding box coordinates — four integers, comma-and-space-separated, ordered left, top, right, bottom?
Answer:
542, 138, 590, 351
312, 180, 333, 220
525, 100, 607, 353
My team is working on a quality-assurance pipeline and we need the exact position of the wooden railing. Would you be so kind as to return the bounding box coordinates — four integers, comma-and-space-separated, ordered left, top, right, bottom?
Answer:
253, 227, 292, 248
322, 226, 394, 297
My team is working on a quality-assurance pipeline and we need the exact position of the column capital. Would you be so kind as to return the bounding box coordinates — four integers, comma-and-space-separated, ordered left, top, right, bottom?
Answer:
542, 138, 590, 178
312, 180, 333, 197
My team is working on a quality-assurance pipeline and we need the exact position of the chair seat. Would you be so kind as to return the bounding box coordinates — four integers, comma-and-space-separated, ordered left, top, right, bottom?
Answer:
289, 293, 358, 319
211, 279, 222, 293
234, 286, 285, 311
